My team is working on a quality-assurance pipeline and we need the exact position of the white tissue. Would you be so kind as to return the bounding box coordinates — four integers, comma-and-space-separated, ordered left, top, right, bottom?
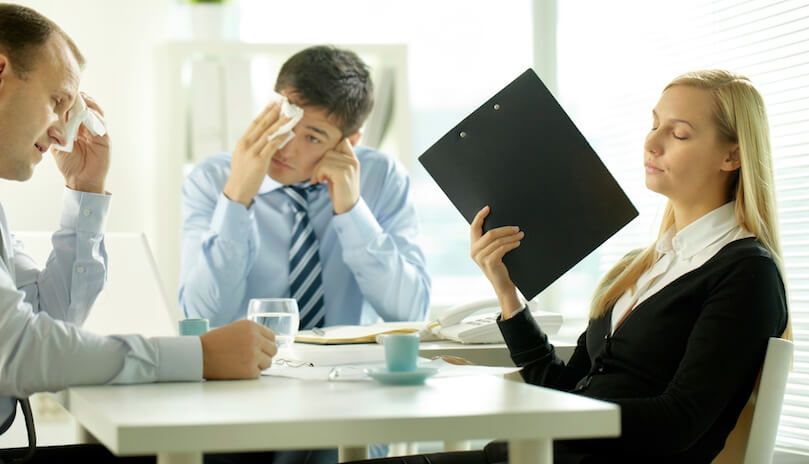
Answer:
52, 96, 107, 153
268, 95, 304, 149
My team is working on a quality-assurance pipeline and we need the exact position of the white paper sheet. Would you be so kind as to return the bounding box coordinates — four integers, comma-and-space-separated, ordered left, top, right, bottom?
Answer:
261, 359, 521, 382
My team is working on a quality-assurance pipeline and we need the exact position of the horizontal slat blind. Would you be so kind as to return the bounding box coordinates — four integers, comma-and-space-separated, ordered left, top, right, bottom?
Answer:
558, 0, 809, 454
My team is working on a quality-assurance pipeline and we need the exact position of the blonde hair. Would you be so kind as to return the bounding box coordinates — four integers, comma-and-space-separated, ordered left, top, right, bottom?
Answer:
589, 70, 790, 339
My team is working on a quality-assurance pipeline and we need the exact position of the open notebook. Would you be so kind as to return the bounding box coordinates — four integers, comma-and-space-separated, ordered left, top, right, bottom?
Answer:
295, 322, 426, 345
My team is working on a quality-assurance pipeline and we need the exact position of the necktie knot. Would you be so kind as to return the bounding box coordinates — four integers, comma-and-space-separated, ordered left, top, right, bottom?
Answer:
282, 184, 320, 213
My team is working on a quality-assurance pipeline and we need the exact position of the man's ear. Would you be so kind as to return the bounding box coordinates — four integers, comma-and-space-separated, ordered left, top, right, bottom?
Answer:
0, 55, 7, 94
347, 131, 362, 147
721, 144, 741, 172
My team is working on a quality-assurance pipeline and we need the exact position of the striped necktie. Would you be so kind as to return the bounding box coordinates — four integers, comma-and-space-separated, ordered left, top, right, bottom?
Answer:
282, 185, 326, 329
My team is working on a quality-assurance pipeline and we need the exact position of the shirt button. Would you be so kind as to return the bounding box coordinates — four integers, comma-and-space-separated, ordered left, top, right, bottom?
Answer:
82, 209, 92, 217
597, 366, 605, 374
76, 265, 85, 274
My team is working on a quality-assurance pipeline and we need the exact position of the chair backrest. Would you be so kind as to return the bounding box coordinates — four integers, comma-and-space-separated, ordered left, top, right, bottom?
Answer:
12, 232, 177, 337
712, 337, 794, 464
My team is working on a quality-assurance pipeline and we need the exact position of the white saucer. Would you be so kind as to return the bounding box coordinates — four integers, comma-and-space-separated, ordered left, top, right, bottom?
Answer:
366, 367, 438, 385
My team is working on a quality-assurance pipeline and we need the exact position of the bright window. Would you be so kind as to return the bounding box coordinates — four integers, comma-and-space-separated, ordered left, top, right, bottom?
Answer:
556, 0, 809, 454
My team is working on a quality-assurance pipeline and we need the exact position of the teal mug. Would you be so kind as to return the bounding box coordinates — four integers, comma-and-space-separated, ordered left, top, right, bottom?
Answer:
179, 318, 209, 336
380, 333, 420, 372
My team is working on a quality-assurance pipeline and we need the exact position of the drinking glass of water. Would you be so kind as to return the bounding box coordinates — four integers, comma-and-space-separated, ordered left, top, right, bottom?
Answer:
247, 298, 300, 349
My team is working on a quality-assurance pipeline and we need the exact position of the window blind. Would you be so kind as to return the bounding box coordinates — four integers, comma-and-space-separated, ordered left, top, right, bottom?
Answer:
557, 0, 809, 454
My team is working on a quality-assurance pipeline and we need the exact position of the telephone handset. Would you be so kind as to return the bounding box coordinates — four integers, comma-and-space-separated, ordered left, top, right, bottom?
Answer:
424, 298, 563, 344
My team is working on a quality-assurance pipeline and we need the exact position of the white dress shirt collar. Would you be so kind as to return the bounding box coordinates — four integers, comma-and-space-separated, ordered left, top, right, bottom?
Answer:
257, 176, 323, 197
257, 175, 284, 195
655, 201, 738, 260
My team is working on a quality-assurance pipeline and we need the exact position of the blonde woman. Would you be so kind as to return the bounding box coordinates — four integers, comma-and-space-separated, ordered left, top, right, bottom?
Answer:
354, 70, 790, 463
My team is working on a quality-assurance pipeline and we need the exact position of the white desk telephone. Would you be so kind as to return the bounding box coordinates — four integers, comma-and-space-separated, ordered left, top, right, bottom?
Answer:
423, 298, 563, 344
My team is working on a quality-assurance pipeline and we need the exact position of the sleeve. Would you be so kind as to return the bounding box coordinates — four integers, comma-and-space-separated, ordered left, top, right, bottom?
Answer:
331, 161, 431, 322
576, 255, 788, 456
12, 188, 110, 325
178, 163, 261, 327
0, 251, 202, 400
497, 307, 592, 390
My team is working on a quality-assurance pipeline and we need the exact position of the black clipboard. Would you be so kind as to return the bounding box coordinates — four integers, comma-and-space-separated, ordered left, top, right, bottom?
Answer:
419, 69, 638, 300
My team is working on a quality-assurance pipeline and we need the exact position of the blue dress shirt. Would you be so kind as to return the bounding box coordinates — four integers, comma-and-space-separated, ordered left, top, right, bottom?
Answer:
0, 190, 202, 436
179, 147, 431, 327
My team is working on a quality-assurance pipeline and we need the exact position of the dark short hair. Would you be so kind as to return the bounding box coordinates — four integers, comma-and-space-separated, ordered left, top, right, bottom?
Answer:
275, 45, 374, 136
0, 3, 85, 77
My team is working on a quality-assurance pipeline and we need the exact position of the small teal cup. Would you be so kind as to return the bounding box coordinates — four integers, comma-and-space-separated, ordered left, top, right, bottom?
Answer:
381, 333, 420, 372
179, 318, 209, 336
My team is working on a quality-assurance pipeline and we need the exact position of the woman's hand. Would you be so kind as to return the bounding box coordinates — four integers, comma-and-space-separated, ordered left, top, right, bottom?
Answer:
470, 206, 524, 319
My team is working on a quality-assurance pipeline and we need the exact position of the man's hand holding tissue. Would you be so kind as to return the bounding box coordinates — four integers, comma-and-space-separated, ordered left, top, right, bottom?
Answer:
224, 103, 291, 207
310, 138, 361, 215
52, 93, 110, 194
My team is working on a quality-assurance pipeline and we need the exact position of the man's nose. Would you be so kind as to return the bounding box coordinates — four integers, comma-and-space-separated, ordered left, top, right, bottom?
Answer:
277, 141, 294, 158
48, 115, 68, 147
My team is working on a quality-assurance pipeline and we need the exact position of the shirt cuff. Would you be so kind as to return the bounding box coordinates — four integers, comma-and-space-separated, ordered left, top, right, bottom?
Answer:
331, 198, 383, 250
60, 188, 111, 234
210, 193, 255, 243
155, 336, 203, 382
496, 306, 553, 366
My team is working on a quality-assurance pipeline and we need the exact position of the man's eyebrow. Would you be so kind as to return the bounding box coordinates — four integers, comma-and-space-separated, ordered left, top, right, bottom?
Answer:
56, 88, 76, 105
304, 125, 330, 137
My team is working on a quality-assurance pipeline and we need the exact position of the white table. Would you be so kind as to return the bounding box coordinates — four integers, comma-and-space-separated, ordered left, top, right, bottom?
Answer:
61, 375, 619, 464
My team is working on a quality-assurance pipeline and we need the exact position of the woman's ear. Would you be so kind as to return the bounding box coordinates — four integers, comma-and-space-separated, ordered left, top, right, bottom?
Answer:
721, 144, 742, 172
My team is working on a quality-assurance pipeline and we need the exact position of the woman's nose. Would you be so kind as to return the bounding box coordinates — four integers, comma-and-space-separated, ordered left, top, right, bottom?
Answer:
644, 133, 662, 157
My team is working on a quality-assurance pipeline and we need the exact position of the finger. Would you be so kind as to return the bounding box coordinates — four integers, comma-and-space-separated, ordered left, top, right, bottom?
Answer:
334, 138, 354, 156
309, 158, 333, 185
488, 241, 522, 263
254, 322, 276, 342
309, 154, 338, 181
257, 133, 285, 161
310, 162, 348, 186
477, 231, 524, 258
245, 103, 281, 144
257, 352, 273, 371
321, 152, 356, 169
259, 338, 277, 360
260, 113, 294, 143
478, 239, 522, 266
255, 115, 294, 158
471, 226, 521, 254
80, 93, 105, 116
246, 102, 277, 135
470, 206, 490, 241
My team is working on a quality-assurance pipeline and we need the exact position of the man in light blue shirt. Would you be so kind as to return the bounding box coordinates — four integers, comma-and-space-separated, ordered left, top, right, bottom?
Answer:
180, 45, 430, 463
180, 46, 431, 330
0, 6, 276, 463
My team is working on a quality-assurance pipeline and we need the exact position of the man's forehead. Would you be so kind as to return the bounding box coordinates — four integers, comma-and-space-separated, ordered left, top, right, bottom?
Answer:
280, 90, 343, 138
298, 110, 342, 139
41, 35, 81, 99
